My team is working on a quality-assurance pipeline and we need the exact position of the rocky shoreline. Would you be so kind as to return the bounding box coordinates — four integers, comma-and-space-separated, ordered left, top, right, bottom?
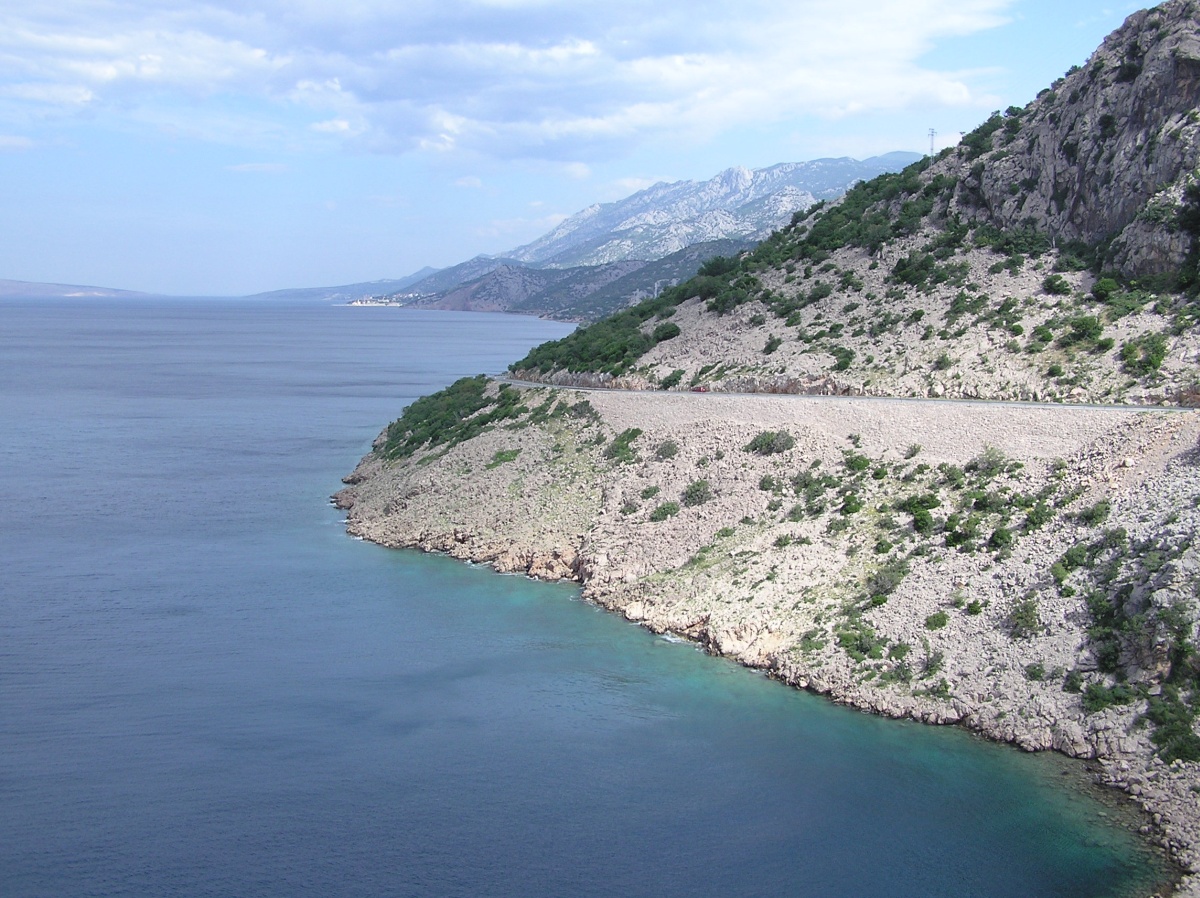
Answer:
337, 384, 1200, 897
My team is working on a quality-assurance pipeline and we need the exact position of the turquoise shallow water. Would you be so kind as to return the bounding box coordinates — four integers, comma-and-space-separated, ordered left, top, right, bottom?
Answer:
0, 298, 1175, 897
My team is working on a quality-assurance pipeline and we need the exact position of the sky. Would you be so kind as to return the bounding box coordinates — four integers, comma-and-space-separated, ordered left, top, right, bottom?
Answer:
0, 0, 1146, 296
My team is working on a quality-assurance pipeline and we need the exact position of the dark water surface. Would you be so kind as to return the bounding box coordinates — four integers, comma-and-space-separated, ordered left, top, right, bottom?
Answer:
0, 299, 1174, 897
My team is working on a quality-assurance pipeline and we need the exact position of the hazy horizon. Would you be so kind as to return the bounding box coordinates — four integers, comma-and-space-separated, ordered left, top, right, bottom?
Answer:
0, 1, 1141, 295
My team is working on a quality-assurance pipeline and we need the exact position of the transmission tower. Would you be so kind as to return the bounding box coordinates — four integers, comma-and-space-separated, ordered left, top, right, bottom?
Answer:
929, 128, 937, 156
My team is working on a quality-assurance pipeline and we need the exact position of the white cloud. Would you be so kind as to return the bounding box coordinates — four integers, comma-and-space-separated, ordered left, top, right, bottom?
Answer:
454, 176, 483, 188
0, 0, 1017, 160
0, 134, 34, 149
311, 118, 351, 133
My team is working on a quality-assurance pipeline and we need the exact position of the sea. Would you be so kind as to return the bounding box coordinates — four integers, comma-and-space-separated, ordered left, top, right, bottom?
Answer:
0, 297, 1177, 897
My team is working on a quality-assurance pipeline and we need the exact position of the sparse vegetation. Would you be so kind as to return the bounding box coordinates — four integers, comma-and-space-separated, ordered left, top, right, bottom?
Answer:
606, 428, 643, 464
682, 479, 714, 506
649, 501, 680, 522
379, 376, 527, 460
745, 430, 795, 455
1120, 332, 1168, 376
486, 448, 521, 469
925, 611, 950, 630
1010, 596, 1041, 638
655, 440, 679, 460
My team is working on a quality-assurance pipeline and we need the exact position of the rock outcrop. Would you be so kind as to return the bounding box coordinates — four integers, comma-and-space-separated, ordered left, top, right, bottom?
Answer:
946, 0, 1200, 277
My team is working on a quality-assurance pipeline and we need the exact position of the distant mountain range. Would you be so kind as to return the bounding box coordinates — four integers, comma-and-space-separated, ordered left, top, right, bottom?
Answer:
505, 153, 920, 269
401, 239, 754, 321
394, 152, 920, 319
3, 152, 920, 316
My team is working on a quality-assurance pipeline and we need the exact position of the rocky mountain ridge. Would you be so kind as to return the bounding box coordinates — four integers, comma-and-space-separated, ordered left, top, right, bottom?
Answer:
506, 154, 920, 269
388, 154, 918, 319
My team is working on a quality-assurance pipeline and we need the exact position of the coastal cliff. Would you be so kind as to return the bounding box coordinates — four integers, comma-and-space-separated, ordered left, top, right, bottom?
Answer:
340, 3, 1200, 892
337, 384, 1200, 891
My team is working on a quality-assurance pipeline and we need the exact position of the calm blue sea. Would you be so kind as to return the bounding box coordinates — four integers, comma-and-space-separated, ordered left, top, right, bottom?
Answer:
0, 298, 1174, 897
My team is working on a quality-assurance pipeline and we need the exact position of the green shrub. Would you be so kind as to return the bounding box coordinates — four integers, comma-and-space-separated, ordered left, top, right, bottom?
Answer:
1146, 689, 1200, 762
830, 345, 856, 371
563, 399, 600, 422
659, 369, 685, 390
764, 335, 783, 354
1009, 596, 1041, 638
938, 463, 966, 488
649, 501, 680, 522
1025, 501, 1054, 529
652, 321, 681, 342
988, 526, 1014, 550
744, 430, 795, 455
1050, 561, 1070, 584
836, 617, 888, 662
1081, 682, 1137, 714
1058, 315, 1104, 347
655, 440, 679, 460
866, 560, 910, 597
923, 649, 945, 677
965, 445, 1015, 479
380, 376, 526, 460
1062, 670, 1083, 693
682, 479, 713, 507
486, 448, 521, 469
1076, 500, 1111, 525
1120, 333, 1168, 376
912, 508, 934, 534
1091, 277, 1120, 302
925, 611, 950, 630
640, 485, 660, 500
1103, 289, 1147, 319
1042, 274, 1071, 295
606, 428, 643, 464
844, 453, 871, 473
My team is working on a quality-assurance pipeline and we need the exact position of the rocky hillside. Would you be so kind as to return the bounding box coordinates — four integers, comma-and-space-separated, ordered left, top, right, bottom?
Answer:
506, 154, 920, 269
509, 1, 1200, 406
340, 3, 1200, 892
406, 239, 752, 321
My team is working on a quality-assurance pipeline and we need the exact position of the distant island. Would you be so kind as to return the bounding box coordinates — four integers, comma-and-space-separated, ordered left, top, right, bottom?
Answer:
0, 278, 151, 299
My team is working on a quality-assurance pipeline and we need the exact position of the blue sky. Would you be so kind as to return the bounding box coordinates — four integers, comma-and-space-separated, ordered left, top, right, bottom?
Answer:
0, 0, 1144, 295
